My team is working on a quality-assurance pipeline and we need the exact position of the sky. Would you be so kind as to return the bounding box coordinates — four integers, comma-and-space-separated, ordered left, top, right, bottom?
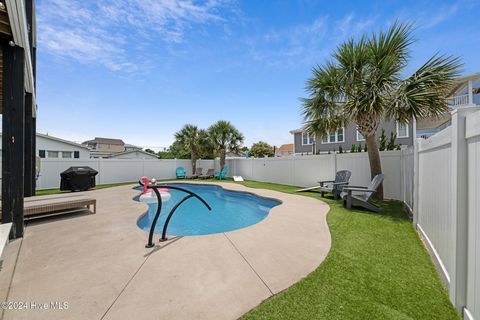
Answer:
36, 0, 480, 150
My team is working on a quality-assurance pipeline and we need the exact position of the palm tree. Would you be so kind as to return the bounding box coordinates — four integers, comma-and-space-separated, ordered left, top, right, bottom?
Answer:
208, 121, 244, 171
174, 124, 207, 173
302, 22, 461, 200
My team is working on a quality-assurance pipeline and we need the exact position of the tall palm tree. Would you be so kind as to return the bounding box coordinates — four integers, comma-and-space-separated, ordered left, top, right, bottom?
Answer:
174, 124, 206, 173
302, 22, 461, 200
208, 121, 244, 171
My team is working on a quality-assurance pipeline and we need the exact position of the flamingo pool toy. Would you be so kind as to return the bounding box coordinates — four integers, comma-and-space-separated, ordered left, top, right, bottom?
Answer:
139, 176, 171, 203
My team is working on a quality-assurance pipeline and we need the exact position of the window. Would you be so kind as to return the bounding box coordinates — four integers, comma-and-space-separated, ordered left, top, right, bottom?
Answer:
62, 151, 72, 158
356, 129, 365, 141
396, 121, 409, 138
39, 150, 46, 158
74, 151, 80, 159
321, 128, 345, 143
47, 151, 59, 158
302, 132, 315, 145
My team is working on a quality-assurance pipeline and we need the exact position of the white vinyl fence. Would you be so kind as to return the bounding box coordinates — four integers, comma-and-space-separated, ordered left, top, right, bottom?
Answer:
229, 150, 413, 202
413, 106, 480, 319
37, 159, 215, 190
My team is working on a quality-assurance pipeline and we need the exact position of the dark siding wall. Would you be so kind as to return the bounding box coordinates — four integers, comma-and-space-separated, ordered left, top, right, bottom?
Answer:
293, 119, 414, 153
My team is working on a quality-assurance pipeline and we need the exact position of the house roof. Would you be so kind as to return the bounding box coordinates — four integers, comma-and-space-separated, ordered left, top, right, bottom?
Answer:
277, 144, 293, 152
289, 128, 303, 134
106, 150, 157, 158
83, 137, 125, 145
124, 143, 141, 149
35, 133, 90, 149
448, 72, 480, 96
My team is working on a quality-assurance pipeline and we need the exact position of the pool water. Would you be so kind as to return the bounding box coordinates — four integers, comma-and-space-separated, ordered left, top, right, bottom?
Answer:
137, 183, 280, 236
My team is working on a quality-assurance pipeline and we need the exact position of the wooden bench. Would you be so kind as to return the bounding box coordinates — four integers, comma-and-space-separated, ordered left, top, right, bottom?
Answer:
0, 195, 96, 222
23, 195, 96, 220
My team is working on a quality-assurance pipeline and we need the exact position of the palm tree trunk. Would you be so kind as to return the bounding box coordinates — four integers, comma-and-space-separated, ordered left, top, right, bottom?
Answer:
365, 134, 384, 200
220, 150, 226, 171
191, 151, 197, 174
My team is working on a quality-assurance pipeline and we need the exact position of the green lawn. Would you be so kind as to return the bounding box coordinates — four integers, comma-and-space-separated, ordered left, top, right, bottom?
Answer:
233, 181, 459, 320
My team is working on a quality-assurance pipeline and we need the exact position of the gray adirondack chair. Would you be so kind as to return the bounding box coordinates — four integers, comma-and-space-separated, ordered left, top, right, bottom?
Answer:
189, 167, 203, 179
340, 174, 384, 213
319, 170, 352, 200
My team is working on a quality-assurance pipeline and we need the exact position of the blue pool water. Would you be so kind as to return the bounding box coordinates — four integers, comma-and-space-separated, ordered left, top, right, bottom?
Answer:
136, 183, 281, 236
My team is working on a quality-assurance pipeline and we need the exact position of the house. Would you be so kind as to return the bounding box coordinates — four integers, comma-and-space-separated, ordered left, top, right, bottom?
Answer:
0, 133, 90, 159
416, 72, 480, 138
124, 143, 142, 152
82, 137, 125, 158
107, 150, 158, 159
36, 133, 90, 159
275, 144, 294, 157
290, 119, 413, 155
290, 73, 480, 153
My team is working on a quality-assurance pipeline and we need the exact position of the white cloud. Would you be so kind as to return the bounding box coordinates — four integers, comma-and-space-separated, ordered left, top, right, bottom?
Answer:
37, 0, 233, 73
245, 14, 376, 69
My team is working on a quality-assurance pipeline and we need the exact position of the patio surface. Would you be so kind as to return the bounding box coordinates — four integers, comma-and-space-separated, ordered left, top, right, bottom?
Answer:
0, 182, 331, 320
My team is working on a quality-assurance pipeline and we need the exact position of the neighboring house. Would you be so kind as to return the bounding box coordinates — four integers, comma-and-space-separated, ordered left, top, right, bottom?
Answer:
82, 137, 125, 158
417, 72, 480, 138
124, 143, 142, 152
0, 133, 90, 159
275, 144, 294, 157
291, 73, 480, 153
291, 119, 413, 154
107, 150, 158, 159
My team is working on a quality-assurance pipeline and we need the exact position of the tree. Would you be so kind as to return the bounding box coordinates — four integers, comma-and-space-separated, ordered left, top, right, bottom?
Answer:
144, 148, 156, 155
208, 121, 244, 170
302, 22, 460, 199
250, 141, 274, 158
174, 124, 206, 173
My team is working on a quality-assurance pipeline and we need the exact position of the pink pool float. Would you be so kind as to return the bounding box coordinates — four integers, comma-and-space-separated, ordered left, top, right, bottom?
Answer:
139, 176, 171, 203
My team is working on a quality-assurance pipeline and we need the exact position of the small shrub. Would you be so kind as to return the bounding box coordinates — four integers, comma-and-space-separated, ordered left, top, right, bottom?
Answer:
350, 144, 356, 153
387, 132, 399, 150
379, 128, 387, 151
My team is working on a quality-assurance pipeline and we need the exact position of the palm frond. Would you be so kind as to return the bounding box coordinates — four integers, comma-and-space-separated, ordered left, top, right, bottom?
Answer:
388, 54, 462, 121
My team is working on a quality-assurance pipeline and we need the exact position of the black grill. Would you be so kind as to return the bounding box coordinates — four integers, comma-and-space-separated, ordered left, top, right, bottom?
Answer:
60, 166, 98, 191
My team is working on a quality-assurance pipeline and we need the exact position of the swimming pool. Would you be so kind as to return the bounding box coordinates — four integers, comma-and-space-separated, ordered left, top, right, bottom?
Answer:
137, 183, 281, 236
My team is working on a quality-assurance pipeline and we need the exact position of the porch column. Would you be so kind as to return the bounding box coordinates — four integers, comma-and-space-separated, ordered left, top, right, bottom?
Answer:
468, 80, 473, 105
2, 41, 26, 239
24, 92, 34, 196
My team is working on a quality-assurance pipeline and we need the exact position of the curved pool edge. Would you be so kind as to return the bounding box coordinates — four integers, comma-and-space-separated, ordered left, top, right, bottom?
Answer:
134, 182, 284, 237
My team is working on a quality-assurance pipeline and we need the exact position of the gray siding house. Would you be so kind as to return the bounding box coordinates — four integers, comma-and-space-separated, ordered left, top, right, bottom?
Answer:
290, 120, 413, 154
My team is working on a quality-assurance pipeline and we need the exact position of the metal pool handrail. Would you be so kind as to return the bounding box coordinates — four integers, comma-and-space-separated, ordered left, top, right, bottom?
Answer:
138, 181, 212, 248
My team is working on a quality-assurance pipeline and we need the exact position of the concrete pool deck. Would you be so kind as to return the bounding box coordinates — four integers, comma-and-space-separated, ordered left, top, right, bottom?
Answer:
0, 182, 331, 320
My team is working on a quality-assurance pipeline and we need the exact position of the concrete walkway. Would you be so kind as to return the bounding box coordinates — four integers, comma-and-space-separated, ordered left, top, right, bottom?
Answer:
0, 182, 331, 320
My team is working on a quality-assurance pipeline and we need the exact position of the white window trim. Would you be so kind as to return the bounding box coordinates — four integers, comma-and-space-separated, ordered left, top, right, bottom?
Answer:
396, 121, 409, 138
356, 129, 365, 141
301, 132, 315, 145
321, 127, 345, 144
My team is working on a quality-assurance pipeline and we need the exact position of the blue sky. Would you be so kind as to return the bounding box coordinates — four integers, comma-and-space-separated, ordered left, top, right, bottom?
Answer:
36, 0, 480, 150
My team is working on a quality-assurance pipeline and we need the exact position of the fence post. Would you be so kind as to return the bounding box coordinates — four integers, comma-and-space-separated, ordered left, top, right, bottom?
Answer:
450, 106, 477, 311
413, 139, 420, 225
